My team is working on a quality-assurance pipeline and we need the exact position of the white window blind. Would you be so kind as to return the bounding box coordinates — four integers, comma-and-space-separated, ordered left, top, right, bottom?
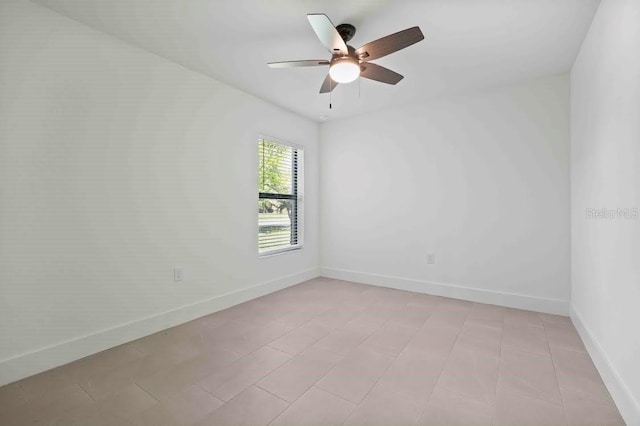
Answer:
258, 138, 302, 254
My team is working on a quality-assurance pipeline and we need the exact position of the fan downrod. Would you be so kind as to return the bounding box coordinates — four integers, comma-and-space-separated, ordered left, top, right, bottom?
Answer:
336, 23, 356, 42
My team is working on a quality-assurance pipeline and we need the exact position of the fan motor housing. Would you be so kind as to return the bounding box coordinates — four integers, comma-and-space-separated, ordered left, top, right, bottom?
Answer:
336, 23, 356, 42
331, 45, 358, 63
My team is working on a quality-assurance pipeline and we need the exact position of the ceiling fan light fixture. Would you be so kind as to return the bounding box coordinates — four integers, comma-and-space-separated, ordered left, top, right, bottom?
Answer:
267, 14, 424, 93
329, 57, 360, 83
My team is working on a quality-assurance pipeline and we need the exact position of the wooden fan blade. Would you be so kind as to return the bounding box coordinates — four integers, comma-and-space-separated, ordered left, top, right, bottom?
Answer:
360, 63, 404, 85
319, 74, 339, 93
268, 60, 330, 68
307, 14, 348, 56
356, 27, 424, 62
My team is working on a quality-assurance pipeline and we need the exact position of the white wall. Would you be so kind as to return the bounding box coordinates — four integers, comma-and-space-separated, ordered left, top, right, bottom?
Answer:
320, 75, 570, 314
571, 0, 640, 422
0, 0, 319, 385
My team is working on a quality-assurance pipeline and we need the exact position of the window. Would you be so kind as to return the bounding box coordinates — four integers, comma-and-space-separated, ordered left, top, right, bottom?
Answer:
258, 138, 303, 254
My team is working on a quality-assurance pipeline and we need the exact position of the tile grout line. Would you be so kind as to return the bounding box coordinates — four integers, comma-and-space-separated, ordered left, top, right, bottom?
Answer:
542, 318, 571, 426
76, 382, 98, 402
252, 383, 292, 405
400, 299, 457, 422
333, 297, 442, 420
491, 310, 506, 425
134, 382, 160, 402
202, 306, 386, 416
199, 346, 292, 402
339, 350, 398, 424
264, 289, 375, 425
497, 316, 569, 420
419, 309, 477, 421
262, 335, 366, 426
265, 385, 357, 426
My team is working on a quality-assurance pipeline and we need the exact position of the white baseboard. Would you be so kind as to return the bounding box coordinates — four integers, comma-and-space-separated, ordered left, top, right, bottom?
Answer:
0, 268, 320, 387
570, 304, 640, 426
320, 267, 569, 315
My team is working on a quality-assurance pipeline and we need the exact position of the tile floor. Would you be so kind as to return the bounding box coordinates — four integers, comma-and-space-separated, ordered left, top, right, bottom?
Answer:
0, 278, 626, 425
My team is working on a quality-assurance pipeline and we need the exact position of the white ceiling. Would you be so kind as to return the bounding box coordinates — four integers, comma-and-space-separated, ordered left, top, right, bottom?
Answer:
32, 0, 600, 122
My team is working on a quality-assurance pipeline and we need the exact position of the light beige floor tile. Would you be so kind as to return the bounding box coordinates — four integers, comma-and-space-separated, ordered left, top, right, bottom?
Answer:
440, 298, 474, 311
270, 304, 331, 327
503, 308, 544, 327
465, 317, 504, 329
403, 323, 460, 356
463, 318, 504, 337
257, 347, 342, 402
345, 386, 423, 426
312, 327, 372, 355
196, 386, 288, 426
456, 321, 503, 357
374, 351, 446, 405
270, 387, 355, 426
360, 322, 418, 356
0, 384, 94, 425
190, 310, 232, 332
502, 322, 550, 356
15, 368, 76, 399
406, 293, 442, 309
137, 349, 239, 399
316, 347, 394, 404
80, 365, 141, 400
467, 302, 505, 323
131, 328, 199, 356
426, 305, 469, 328
437, 342, 499, 406
58, 344, 145, 383
39, 384, 95, 412
194, 319, 258, 343
310, 303, 366, 328
539, 313, 573, 328
96, 383, 158, 421
386, 304, 432, 328
361, 303, 403, 323
269, 321, 334, 355
545, 323, 587, 353
229, 299, 295, 324
317, 287, 368, 306
0, 383, 28, 414
198, 345, 291, 401
420, 387, 494, 426
78, 346, 198, 400
117, 404, 181, 426
211, 320, 296, 356
50, 403, 106, 426
340, 309, 389, 334
551, 346, 614, 403
498, 348, 561, 404
2, 278, 624, 425
563, 396, 625, 426
172, 316, 220, 335
495, 389, 565, 426
358, 288, 407, 306
156, 384, 223, 424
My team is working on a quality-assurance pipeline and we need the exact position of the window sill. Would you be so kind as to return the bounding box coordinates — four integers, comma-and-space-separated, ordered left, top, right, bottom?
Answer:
258, 245, 303, 258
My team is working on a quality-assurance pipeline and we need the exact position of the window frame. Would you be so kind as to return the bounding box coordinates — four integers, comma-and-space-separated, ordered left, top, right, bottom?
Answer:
257, 136, 304, 256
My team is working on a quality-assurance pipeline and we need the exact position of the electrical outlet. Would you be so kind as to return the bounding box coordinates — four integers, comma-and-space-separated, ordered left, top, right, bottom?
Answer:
426, 253, 435, 264
174, 267, 183, 282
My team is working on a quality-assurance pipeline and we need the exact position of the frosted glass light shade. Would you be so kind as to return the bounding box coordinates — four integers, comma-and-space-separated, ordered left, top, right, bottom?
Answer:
329, 57, 360, 83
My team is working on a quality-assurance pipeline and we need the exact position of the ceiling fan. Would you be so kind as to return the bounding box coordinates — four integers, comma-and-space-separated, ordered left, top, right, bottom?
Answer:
267, 14, 424, 93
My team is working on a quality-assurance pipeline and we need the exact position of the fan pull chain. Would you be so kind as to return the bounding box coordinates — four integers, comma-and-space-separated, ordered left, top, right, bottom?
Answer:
329, 79, 332, 109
